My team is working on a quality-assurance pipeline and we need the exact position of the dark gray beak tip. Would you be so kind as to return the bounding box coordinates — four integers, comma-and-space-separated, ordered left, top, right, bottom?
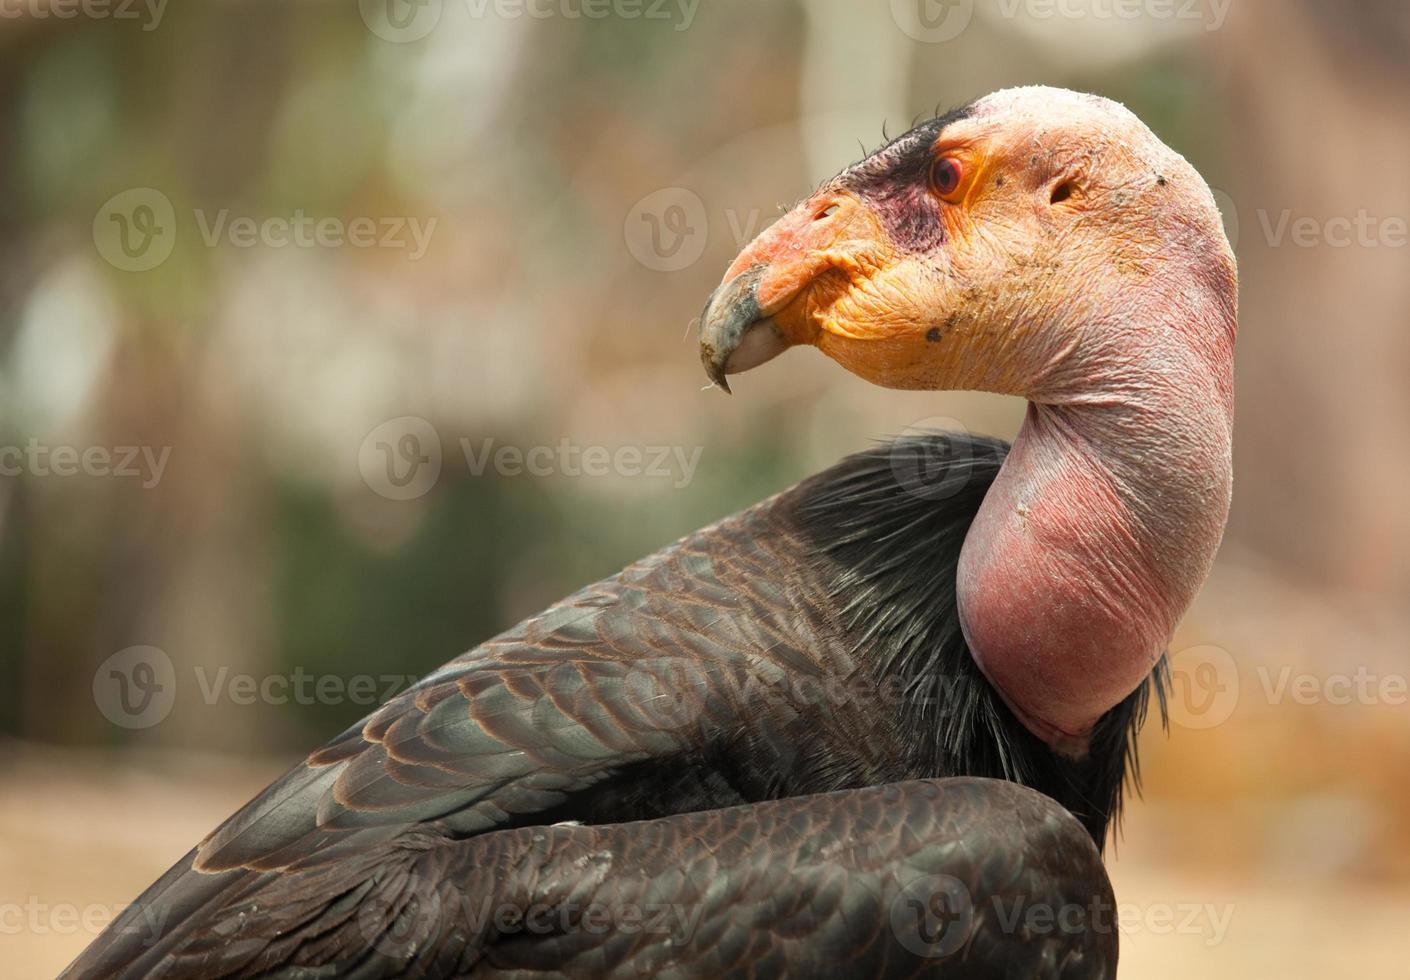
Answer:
700, 341, 733, 394
698, 265, 770, 394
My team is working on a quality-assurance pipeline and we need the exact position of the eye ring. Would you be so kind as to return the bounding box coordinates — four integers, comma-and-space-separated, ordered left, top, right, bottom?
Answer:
931, 156, 964, 200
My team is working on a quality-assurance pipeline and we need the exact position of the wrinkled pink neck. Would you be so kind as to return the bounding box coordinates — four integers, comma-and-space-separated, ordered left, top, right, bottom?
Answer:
957, 300, 1235, 754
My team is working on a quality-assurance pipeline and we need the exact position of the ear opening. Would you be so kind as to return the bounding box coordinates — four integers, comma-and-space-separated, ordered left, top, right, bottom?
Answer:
1050, 181, 1075, 205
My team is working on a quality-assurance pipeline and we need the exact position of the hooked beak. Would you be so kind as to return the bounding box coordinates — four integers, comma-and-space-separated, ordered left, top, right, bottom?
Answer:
698, 191, 888, 392
698, 265, 781, 394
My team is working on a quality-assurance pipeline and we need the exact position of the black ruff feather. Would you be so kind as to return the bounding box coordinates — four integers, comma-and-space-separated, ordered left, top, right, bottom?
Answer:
794, 430, 1168, 846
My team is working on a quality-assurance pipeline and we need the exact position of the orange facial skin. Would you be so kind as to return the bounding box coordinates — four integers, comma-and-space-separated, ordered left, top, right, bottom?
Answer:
699, 87, 1237, 752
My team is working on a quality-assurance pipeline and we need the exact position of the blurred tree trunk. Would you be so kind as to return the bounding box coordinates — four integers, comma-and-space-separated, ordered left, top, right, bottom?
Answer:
1218, 0, 1410, 598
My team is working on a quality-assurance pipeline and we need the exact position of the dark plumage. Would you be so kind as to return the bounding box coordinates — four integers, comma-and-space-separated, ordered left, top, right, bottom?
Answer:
64, 433, 1157, 979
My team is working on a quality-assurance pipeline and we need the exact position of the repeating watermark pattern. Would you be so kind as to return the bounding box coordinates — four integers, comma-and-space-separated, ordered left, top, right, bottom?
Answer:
359, 0, 700, 43
1113, 900, 1233, 947
890, 0, 1230, 43
889, 0, 975, 43
624, 187, 710, 272
93, 646, 178, 730
0, 440, 171, 488
624, 188, 767, 272
358, 416, 444, 502
94, 646, 421, 730
1255, 208, 1407, 249
1254, 664, 1407, 708
889, 417, 977, 502
461, 438, 703, 488
192, 209, 438, 259
93, 188, 177, 272
194, 666, 420, 709
0, 0, 167, 31
890, 874, 975, 957
890, 877, 1234, 958
1210, 189, 1407, 252
623, 183, 1403, 272
357, 876, 702, 960
91, 646, 1038, 743
1165, 644, 1240, 731
1166, 642, 1408, 731
93, 189, 438, 271
0, 897, 169, 943
358, 417, 704, 500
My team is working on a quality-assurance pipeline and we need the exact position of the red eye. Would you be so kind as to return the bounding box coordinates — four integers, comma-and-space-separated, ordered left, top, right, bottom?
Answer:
932, 157, 964, 199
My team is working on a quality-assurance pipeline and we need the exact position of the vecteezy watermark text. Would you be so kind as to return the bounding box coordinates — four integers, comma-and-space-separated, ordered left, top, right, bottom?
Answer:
192, 210, 438, 259
890, 874, 1235, 958
1257, 209, 1408, 249
889, 0, 1230, 44
461, 438, 702, 488
93, 646, 422, 729
359, 417, 704, 501
0, 440, 170, 488
0, 0, 167, 31
359, 0, 701, 43
93, 189, 438, 272
0, 897, 170, 942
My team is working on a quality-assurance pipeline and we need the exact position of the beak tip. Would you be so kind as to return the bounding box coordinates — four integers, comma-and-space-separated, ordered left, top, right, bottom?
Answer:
700, 344, 733, 394
698, 264, 772, 396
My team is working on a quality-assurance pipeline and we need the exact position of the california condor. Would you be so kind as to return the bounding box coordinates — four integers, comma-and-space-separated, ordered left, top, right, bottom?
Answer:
65, 86, 1235, 979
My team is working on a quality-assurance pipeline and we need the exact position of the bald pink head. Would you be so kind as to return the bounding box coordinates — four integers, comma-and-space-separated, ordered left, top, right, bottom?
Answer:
701, 86, 1237, 752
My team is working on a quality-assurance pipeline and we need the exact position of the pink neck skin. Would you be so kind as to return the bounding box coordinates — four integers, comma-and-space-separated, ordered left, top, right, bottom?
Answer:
957, 287, 1236, 756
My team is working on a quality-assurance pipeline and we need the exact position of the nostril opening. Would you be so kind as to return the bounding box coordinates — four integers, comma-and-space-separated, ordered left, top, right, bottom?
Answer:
815, 204, 840, 220
1050, 182, 1074, 205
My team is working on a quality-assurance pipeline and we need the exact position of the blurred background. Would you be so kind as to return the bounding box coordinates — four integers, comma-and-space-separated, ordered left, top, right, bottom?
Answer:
2, 0, 1408, 975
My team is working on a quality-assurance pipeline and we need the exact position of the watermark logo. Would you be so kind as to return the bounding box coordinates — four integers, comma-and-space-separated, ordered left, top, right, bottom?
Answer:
359, 0, 444, 41
1166, 643, 1238, 730
623, 187, 769, 272
359, 417, 444, 502
890, 0, 974, 43
890, 874, 974, 958
93, 646, 177, 730
624, 187, 709, 272
93, 188, 177, 272
890, 417, 976, 502
0, 440, 171, 488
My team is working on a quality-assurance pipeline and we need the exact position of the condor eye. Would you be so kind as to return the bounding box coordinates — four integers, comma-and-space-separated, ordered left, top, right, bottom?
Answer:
932, 156, 964, 199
